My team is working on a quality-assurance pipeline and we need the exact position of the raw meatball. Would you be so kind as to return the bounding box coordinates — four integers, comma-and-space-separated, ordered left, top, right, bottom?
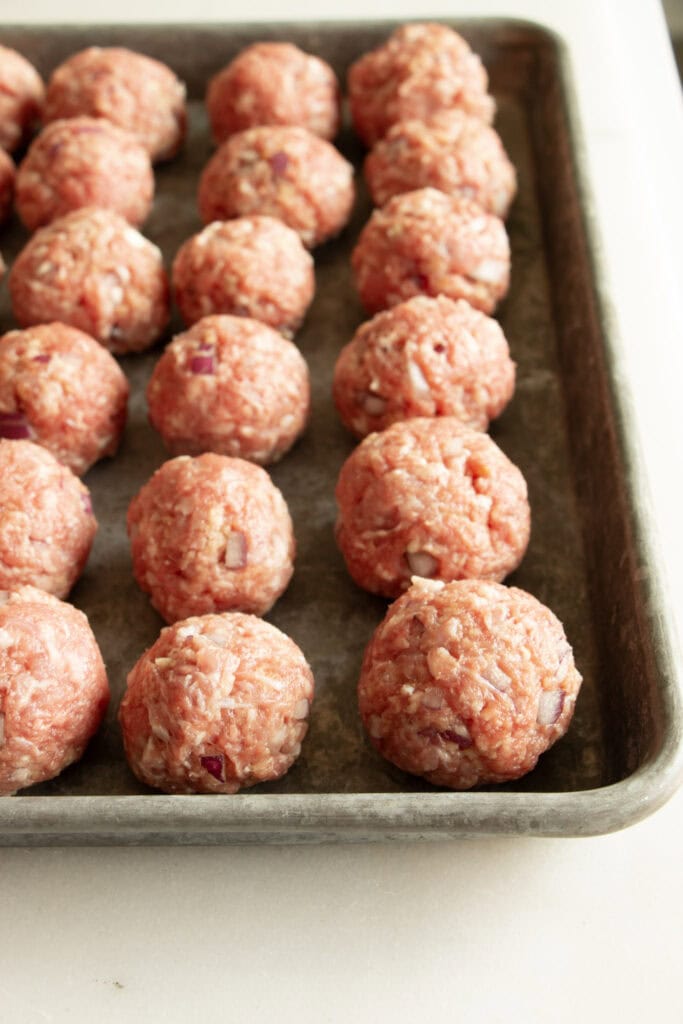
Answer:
128, 453, 295, 622
0, 585, 109, 796
335, 417, 529, 598
0, 438, 96, 598
358, 577, 582, 788
0, 148, 15, 225
364, 110, 517, 217
352, 188, 510, 315
348, 23, 495, 147
0, 45, 44, 153
0, 322, 129, 475
207, 42, 340, 143
172, 217, 314, 336
119, 612, 314, 794
198, 125, 355, 248
43, 46, 186, 162
15, 117, 154, 231
147, 315, 309, 463
9, 207, 170, 354
333, 296, 515, 438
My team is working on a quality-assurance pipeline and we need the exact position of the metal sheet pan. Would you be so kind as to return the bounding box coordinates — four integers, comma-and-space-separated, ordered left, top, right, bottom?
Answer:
1, 20, 682, 843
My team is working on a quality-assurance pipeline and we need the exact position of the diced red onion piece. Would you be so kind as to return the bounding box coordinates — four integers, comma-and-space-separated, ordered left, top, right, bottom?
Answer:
270, 151, 289, 176
224, 530, 248, 570
33, 354, 51, 364
482, 664, 511, 692
555, 645, 572, 681
441, 728, 473, 749
537, 689, 565, 726
406, 550, 439, 578
407, 359, 431, 397
368, 715, 384, 739
197, 341, 213, 351
421, 688, 444, 709
81, 493, 93, 516
363, 393, 387, 416
418, 725, 472, 749
200, 754, 224, 781
293, 698, 309, 720
190, 354, 215, 374
0, 411, 31, 440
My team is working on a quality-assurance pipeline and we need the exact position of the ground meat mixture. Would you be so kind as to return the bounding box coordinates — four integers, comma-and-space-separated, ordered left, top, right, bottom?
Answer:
198, 125, 355, 248
128, 453, 295, 623
0, 438, 96, 598
147, 315, 309, 463
0, 322, 129, 475
207, 41, 340, 144
347, 23, 495, 147
43, 46, 186, 162
0, 148, 15, 225
335, 417, 530, 598
364, 109, 517, 217
358, 577, 582, 788
0, 585, 109, 795
119, 611, 314, 794
9, 207, 170, 354
172, 216, 314, 336
352, 187, 510, 316
333, 295, 515, 438
0, 45, 44, 153
15, 116, 154, 231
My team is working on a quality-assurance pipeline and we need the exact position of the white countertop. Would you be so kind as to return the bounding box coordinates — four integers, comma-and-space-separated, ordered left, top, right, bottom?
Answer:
1, 0, 682, 1021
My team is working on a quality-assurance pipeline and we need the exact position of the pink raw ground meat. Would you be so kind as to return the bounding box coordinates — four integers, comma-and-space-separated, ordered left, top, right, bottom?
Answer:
128, 453, 295, 623
352, 187, 510, 316
207, 41, 340, 144
43, 46, 186, 162
0, 45, 44, 153
0, 438, 96, 597
198, 125, 355, 248
364, 109, 517, 217
0, 322, 129, 475
172, 216, 314, 336
0, 148, 15, 225
9, 207, 170, 354
347, 23, 495, 147
119, 612, 314, 794
147, 315, 309, 464
358, 577, 582, 788
15, 116, 154, 231
335, 417, 530, 598
333, 295, 515, 438
0, 585, 109, 795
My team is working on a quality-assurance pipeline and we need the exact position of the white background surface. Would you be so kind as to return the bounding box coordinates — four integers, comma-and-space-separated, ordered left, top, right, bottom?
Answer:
1, 1, 683, 1021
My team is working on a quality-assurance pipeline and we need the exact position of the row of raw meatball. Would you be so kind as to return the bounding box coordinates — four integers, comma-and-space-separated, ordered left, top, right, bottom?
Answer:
0, 584, 314, 799
0, 289, 520, 479
0, 577, 582, 799
332, 27, 583, 786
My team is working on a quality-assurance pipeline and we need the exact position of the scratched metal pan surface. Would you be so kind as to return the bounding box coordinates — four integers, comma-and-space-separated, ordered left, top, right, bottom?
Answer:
0, 20, 681, 845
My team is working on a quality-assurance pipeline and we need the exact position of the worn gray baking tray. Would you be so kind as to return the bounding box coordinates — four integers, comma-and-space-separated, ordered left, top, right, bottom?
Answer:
0, 20, 682, 844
